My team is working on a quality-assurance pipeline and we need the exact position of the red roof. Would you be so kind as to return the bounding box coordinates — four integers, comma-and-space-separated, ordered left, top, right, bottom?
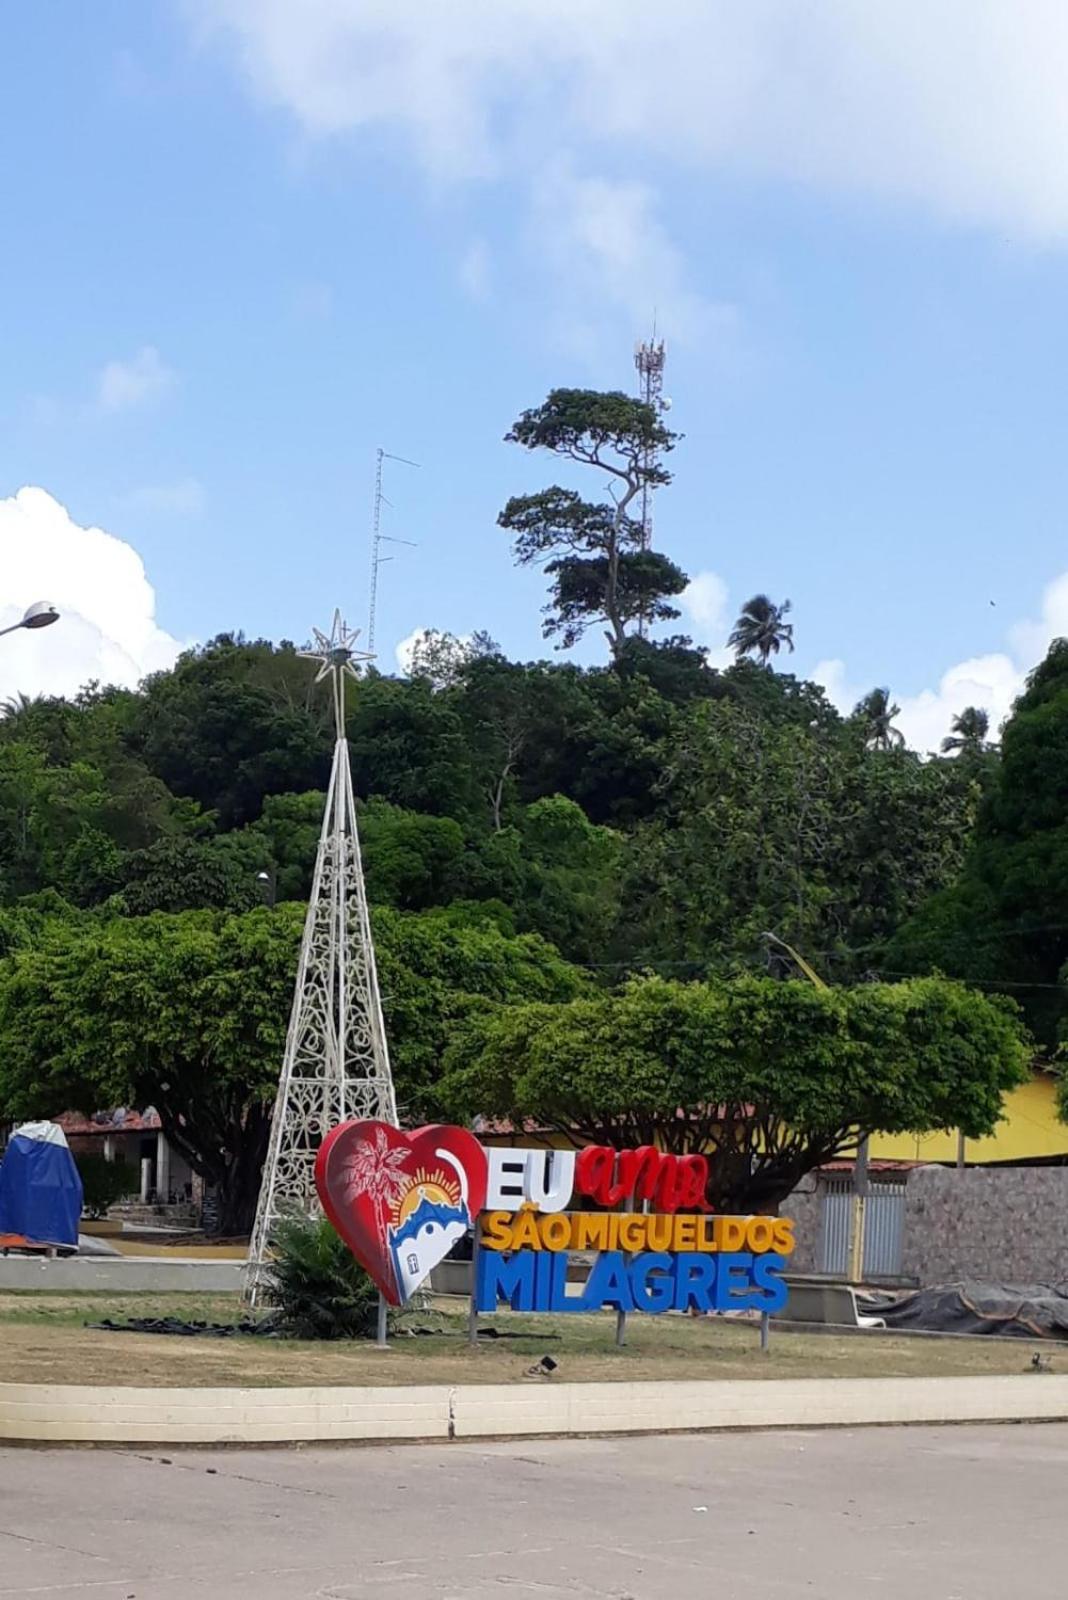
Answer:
56, 1109, 161, 1137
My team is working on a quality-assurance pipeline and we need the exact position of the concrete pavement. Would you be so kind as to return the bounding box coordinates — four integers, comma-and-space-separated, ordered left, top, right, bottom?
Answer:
1, 1423, 1066, 1597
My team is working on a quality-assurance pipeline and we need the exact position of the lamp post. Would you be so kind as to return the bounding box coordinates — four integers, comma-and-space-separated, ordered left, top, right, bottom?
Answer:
0, 602, 60, 641
255, 868, 277, 909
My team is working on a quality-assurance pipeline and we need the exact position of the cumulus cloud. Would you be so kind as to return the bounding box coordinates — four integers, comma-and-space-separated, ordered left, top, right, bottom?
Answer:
680, 569, 734, 669
812, 569, 1068, 751
197, 1, 1068, 241
0, 487, 182, 702
96, 345, 175, 413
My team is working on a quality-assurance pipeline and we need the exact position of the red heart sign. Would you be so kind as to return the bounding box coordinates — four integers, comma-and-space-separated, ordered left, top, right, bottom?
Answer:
315, 1121, 488, 1306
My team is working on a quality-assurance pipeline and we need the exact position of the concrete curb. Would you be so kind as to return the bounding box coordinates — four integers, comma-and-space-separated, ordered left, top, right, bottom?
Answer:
0, 1259, 245, 1292
3, 1374, 1068, 1445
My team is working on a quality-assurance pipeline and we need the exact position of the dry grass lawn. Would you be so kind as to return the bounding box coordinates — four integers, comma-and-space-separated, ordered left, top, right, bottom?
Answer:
0, 1291, 1058, 1389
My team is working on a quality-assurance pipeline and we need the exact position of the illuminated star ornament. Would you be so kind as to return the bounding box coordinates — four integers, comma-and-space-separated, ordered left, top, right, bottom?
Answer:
298, 608, 375, 735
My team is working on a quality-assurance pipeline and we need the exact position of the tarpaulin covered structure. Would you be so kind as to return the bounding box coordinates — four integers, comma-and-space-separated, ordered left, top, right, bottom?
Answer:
0, 1121, 83, 1251
862, 1281, 1068, 1340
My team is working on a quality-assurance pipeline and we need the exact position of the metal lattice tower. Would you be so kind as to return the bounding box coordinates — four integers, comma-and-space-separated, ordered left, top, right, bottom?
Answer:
367, 447, 418, 652
634, 336, 666, 555
634, 335, 667, 638
246, 610, 398, 1294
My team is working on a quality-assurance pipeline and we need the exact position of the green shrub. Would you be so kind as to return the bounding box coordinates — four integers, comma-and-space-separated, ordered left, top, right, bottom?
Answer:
264, 1212, 380, 1340
76, 1153, 136, 1218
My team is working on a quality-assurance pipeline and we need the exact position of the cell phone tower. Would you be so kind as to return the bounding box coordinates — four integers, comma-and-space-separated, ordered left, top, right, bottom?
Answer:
246, 609, 398, 1299
634, 331, 669, 637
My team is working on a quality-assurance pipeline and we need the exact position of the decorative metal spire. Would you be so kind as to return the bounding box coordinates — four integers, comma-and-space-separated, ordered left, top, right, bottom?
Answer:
247, 609, 397, 1297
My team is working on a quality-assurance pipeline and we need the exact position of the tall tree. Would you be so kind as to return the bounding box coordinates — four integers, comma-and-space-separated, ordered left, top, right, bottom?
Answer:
888, 639, 1068, 1043
499, 390, 686, 656
441, 973, 1028, 1212
0, 905, 587, 1233
854, 686, 905, 751
728, 594, 795, 666
941, 705, 991, 756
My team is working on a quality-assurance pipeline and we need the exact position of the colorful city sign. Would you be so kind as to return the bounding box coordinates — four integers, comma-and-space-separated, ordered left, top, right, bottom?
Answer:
315, 1122, 794, 1314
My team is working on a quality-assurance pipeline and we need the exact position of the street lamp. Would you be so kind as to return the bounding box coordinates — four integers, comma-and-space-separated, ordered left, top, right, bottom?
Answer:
0, 602, 60, 640
255, 868, 277, 909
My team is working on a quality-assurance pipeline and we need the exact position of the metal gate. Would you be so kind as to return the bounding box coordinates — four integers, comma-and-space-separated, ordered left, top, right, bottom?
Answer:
817, 1176, 905, 1279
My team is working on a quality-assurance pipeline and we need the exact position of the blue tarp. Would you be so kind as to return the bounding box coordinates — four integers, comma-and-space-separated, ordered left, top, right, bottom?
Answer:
0, 1122, 83, 1249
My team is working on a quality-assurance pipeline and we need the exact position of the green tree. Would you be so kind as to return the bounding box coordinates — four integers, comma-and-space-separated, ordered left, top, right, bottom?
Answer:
854, 687, 905, 751
728, 594, 794, 667
0, 904, 587, 1230
941, 705, 992, 757
888, 640, 1068, 1043
500, 390, 686, 656
617, 698, 976, 972
132, 635, 333, 827
441, 973, 1028, 1212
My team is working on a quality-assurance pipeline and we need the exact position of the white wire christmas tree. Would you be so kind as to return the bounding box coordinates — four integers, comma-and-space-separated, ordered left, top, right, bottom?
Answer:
246, 610, 398, 1293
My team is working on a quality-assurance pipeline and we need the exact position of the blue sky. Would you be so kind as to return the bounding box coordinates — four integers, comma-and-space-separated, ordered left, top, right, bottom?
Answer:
3, 1, 1068, 748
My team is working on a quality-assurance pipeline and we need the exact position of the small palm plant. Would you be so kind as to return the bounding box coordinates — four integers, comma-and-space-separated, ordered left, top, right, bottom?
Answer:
264, 1211, 379, 1340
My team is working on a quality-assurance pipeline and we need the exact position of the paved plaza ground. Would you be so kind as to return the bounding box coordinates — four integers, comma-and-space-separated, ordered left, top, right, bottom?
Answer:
1, 1423, 1065, 1597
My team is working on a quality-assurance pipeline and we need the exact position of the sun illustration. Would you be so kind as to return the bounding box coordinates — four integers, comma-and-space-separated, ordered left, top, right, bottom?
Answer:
392, 1166, 462, 1225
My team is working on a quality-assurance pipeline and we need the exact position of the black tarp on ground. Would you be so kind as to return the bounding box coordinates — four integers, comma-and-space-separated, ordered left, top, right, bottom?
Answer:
860, 1281, 1068, 1339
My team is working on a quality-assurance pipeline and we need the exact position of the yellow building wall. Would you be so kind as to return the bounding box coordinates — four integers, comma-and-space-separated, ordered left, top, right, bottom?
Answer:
870, 1073, 1068, 1165
481, 1074, 1068, 1167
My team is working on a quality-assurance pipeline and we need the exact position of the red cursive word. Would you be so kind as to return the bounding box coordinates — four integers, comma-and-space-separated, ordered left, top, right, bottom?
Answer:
574, 1145, 712, 1214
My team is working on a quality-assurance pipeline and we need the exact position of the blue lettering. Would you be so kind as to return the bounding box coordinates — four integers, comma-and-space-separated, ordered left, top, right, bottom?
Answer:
713, 1251, 755, 1311
475, 1249, 535, 1313
580, 1251, 635, 1312
629, 1252, 676, 1312
673, 1252, 717, 1312
752, 1253, 789, 1314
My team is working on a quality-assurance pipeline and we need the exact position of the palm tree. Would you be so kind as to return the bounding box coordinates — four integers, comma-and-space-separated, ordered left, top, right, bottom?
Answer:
728, 594, 795, 667
941, 705, 990, 757
854, 687, 904, 751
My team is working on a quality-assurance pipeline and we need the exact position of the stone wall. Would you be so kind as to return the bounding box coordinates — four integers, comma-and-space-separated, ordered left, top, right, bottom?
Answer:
780, 1180, 822, 1274
901, 1166, 1068, 1284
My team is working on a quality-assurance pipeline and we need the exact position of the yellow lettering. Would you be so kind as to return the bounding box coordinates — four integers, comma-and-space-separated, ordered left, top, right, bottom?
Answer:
510, 1206, 543, 1249
674, 1215, 698, 1250
746, 1217, 774, 1253
772, 1218, 796, 1255
619, 1215, 647, 1252
646, 1214, 673, 1252
574, 1213, 610, 1251
480, 1211, 515, 1251
715, 1216, 747, 1251
539, 1212, 572, 1252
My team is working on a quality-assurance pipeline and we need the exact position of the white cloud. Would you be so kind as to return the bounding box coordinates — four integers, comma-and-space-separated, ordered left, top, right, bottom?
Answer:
116, 478, 205, 516
0, 487, 182, 702
394, 627, 426, 675
96, 346, 175, 413
680, 569, 734, 669
530, 167, 734, 347
196, 1, 1068, 241
813, 569, 1068, 751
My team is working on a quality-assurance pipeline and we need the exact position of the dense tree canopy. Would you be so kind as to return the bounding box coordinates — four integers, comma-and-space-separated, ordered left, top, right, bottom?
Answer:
440, 974, 1029, 1211
0, 378, 1059, 1233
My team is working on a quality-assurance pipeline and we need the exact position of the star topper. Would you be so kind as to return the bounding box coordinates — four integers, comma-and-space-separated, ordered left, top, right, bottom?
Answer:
299, 609, 375, 736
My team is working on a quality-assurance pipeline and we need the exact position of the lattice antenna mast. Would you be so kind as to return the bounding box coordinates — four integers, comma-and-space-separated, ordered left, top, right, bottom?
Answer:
368, 448, 418, 651
247, 610, 399, 1297
634, 333, 667, 639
